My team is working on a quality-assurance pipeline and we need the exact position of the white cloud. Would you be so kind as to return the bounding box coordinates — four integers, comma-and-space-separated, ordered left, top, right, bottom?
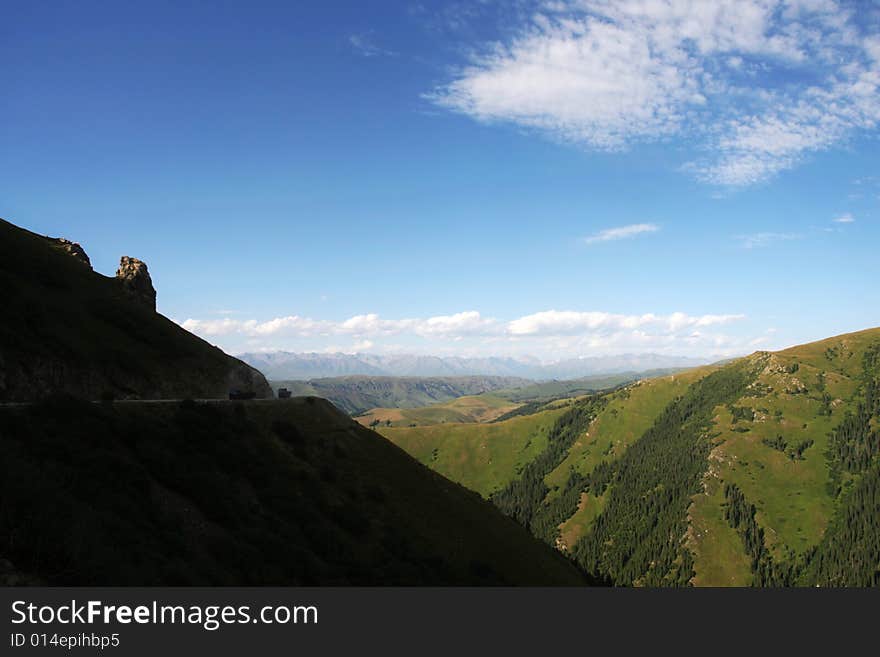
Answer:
832, 212, 855, 223
507, 310, 744, 336
182, 308, 745, 342
736, 232, 802, 249
584, 223, 659, 244
416, 311, 497, 336
180, 311, 501, 340
429, 0, 880, 186
180, 307, 755, 359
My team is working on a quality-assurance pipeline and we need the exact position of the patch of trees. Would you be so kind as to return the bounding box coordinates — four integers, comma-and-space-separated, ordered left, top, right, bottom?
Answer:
729, 405, 755, 423
724, 466, 880, 587
568, 361, 759, 586
827, 344, 880, 493
723, 483, 796, 586
491, 396, 606, 537
491, 400, 546, 423
800, 461, 880, 586
761, 435, 814, 460
817, 392, 833, 417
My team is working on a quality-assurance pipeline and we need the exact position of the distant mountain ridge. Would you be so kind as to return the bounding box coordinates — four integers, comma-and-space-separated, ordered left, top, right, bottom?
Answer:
239, 350, 708, 381
271, 376, 531, 415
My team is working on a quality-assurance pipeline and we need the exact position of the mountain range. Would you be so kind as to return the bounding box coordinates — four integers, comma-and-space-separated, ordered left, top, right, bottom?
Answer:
239, 350, 709, 381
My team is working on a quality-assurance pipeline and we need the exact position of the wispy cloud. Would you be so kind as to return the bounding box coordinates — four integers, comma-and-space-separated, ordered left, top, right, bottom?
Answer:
584, 223, 659, 244
832, 213, 855, 223
737, 232, 802, 249
349, 32, 396, 58
428, 1, 880, 186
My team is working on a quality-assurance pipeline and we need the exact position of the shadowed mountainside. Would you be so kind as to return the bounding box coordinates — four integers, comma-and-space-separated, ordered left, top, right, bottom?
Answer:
0, 395, 585, 585
0, 218, 270, 401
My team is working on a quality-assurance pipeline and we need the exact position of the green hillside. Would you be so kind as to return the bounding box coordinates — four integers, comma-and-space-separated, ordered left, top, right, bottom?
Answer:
544, 367, 718, 496
688, 329, 880, 586
382, 328, 880, 586
271, 376, 530, 415
0, 218, 270, 401
0, 395, 584, 586
378, 407, 568, 497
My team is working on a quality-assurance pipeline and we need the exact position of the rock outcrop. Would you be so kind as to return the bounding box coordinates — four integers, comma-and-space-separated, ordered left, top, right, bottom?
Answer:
228, 363, 275, 399
56, 238, 92, 268
1, 218, 274, 400
116, 255, 157, 311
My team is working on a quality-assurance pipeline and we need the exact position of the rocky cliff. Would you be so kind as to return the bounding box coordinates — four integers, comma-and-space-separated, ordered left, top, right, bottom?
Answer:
116, 255, 156, 310
0, 218, 272, 401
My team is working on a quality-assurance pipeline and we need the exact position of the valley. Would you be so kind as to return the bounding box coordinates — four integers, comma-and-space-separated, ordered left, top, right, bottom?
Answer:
2, 215, 876, 587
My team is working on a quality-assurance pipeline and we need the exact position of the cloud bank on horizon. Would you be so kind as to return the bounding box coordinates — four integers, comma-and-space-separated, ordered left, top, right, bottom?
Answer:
178, 309, 765, 360
428, 0, 880, 186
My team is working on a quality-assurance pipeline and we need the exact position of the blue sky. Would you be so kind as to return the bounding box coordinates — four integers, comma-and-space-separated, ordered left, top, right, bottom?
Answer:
3, 0, 878, 360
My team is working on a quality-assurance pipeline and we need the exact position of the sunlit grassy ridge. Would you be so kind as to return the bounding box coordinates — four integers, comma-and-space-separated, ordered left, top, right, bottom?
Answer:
537, 368, 718, 549
545, 367, 718, 493
378, 407, 567, 497
379, 328, 880, 586
688, 328, 880, 585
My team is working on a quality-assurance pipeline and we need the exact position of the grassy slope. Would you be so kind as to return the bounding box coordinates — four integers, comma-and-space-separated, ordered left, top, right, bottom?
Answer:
557, 491, 608, 552
542, 368, 718, 551
545, 367, 717, 492
378, 369, 718, 549
0, 218, 270, 401
355, 393, 520, 428
687, 476, 753, 586
378, 407, 568, 497
688, 328, 879, 585
0, 396, 582, 586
